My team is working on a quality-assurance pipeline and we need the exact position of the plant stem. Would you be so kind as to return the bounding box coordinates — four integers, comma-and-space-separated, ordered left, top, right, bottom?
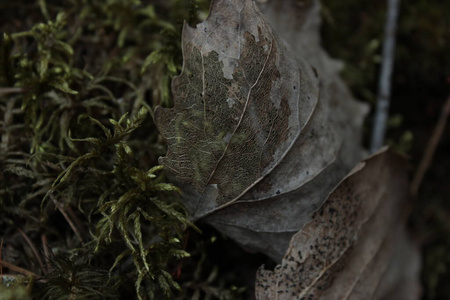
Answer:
17, 228, 47, 274
370, 0, 401, 153
411, 95, 450, 197
0, 259, 39, 278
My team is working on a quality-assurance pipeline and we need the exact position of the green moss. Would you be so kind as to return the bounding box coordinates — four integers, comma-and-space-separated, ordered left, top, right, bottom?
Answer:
0, 1, 226, 299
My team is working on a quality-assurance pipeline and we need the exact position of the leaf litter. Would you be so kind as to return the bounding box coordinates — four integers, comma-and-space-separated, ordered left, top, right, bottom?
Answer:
155, 0, 420, 298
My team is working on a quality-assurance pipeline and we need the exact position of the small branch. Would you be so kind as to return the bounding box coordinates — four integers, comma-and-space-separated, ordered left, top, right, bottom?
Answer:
0, 87, 24, 96
370, 0, 401, 153
17, 228, 47, 275
41, 234, 52, 273
411, 95, 450, 197
50, 195, 84, 244
0, 238, 3, 277
0, 259, 39, 278
66, 205, 85, 237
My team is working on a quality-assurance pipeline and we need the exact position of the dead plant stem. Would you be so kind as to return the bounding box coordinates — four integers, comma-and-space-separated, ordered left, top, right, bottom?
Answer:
411, 95, 450, 197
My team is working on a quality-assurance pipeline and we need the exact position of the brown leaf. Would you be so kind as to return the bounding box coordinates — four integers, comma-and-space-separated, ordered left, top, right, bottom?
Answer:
155, 0, 369, 262
155, 0, 319, 221
155, 0, 420, 297
255, 148, 421, 300
199, 0, 368, 261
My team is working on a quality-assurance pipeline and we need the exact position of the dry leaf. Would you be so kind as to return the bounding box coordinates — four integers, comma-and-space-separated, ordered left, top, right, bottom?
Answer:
155, 0, 368, 261
155, 0, 318, 221
255, 148, 421, 300
155, 0, 420, 297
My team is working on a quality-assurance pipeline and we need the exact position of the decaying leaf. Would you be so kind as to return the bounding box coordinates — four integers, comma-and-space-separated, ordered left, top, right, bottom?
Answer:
155, 0, 319, 222
155, 0, 369, 261
255, 148, 421, 300
154, 0, 420, 298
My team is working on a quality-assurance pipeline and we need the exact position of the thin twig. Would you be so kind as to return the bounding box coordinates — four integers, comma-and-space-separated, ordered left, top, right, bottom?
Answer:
41, 234, 51, 273
50, 195, 84, 244
17, 228, 47, 274
0, 87, 24, 96
0, 259, 39, 278
370, 0, 401, 153
411, 95, 450, 197
0, 238, 3, 277
66, 205, 85, 237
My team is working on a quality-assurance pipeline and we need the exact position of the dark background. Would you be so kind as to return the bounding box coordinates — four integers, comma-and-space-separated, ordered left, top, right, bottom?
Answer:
321, 1, 450, 299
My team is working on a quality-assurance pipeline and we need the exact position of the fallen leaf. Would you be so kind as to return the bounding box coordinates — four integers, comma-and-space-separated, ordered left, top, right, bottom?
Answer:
255, 148, 420, 300
155, 0, 320, 221
155, 0, 368, 262
155, 0, 420, 298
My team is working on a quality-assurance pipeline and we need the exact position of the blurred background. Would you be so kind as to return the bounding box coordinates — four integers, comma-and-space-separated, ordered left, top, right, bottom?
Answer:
321, 1, 450, 298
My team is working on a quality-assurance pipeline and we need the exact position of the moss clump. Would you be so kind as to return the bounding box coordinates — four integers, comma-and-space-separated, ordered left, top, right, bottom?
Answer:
0, 1, 241, 299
